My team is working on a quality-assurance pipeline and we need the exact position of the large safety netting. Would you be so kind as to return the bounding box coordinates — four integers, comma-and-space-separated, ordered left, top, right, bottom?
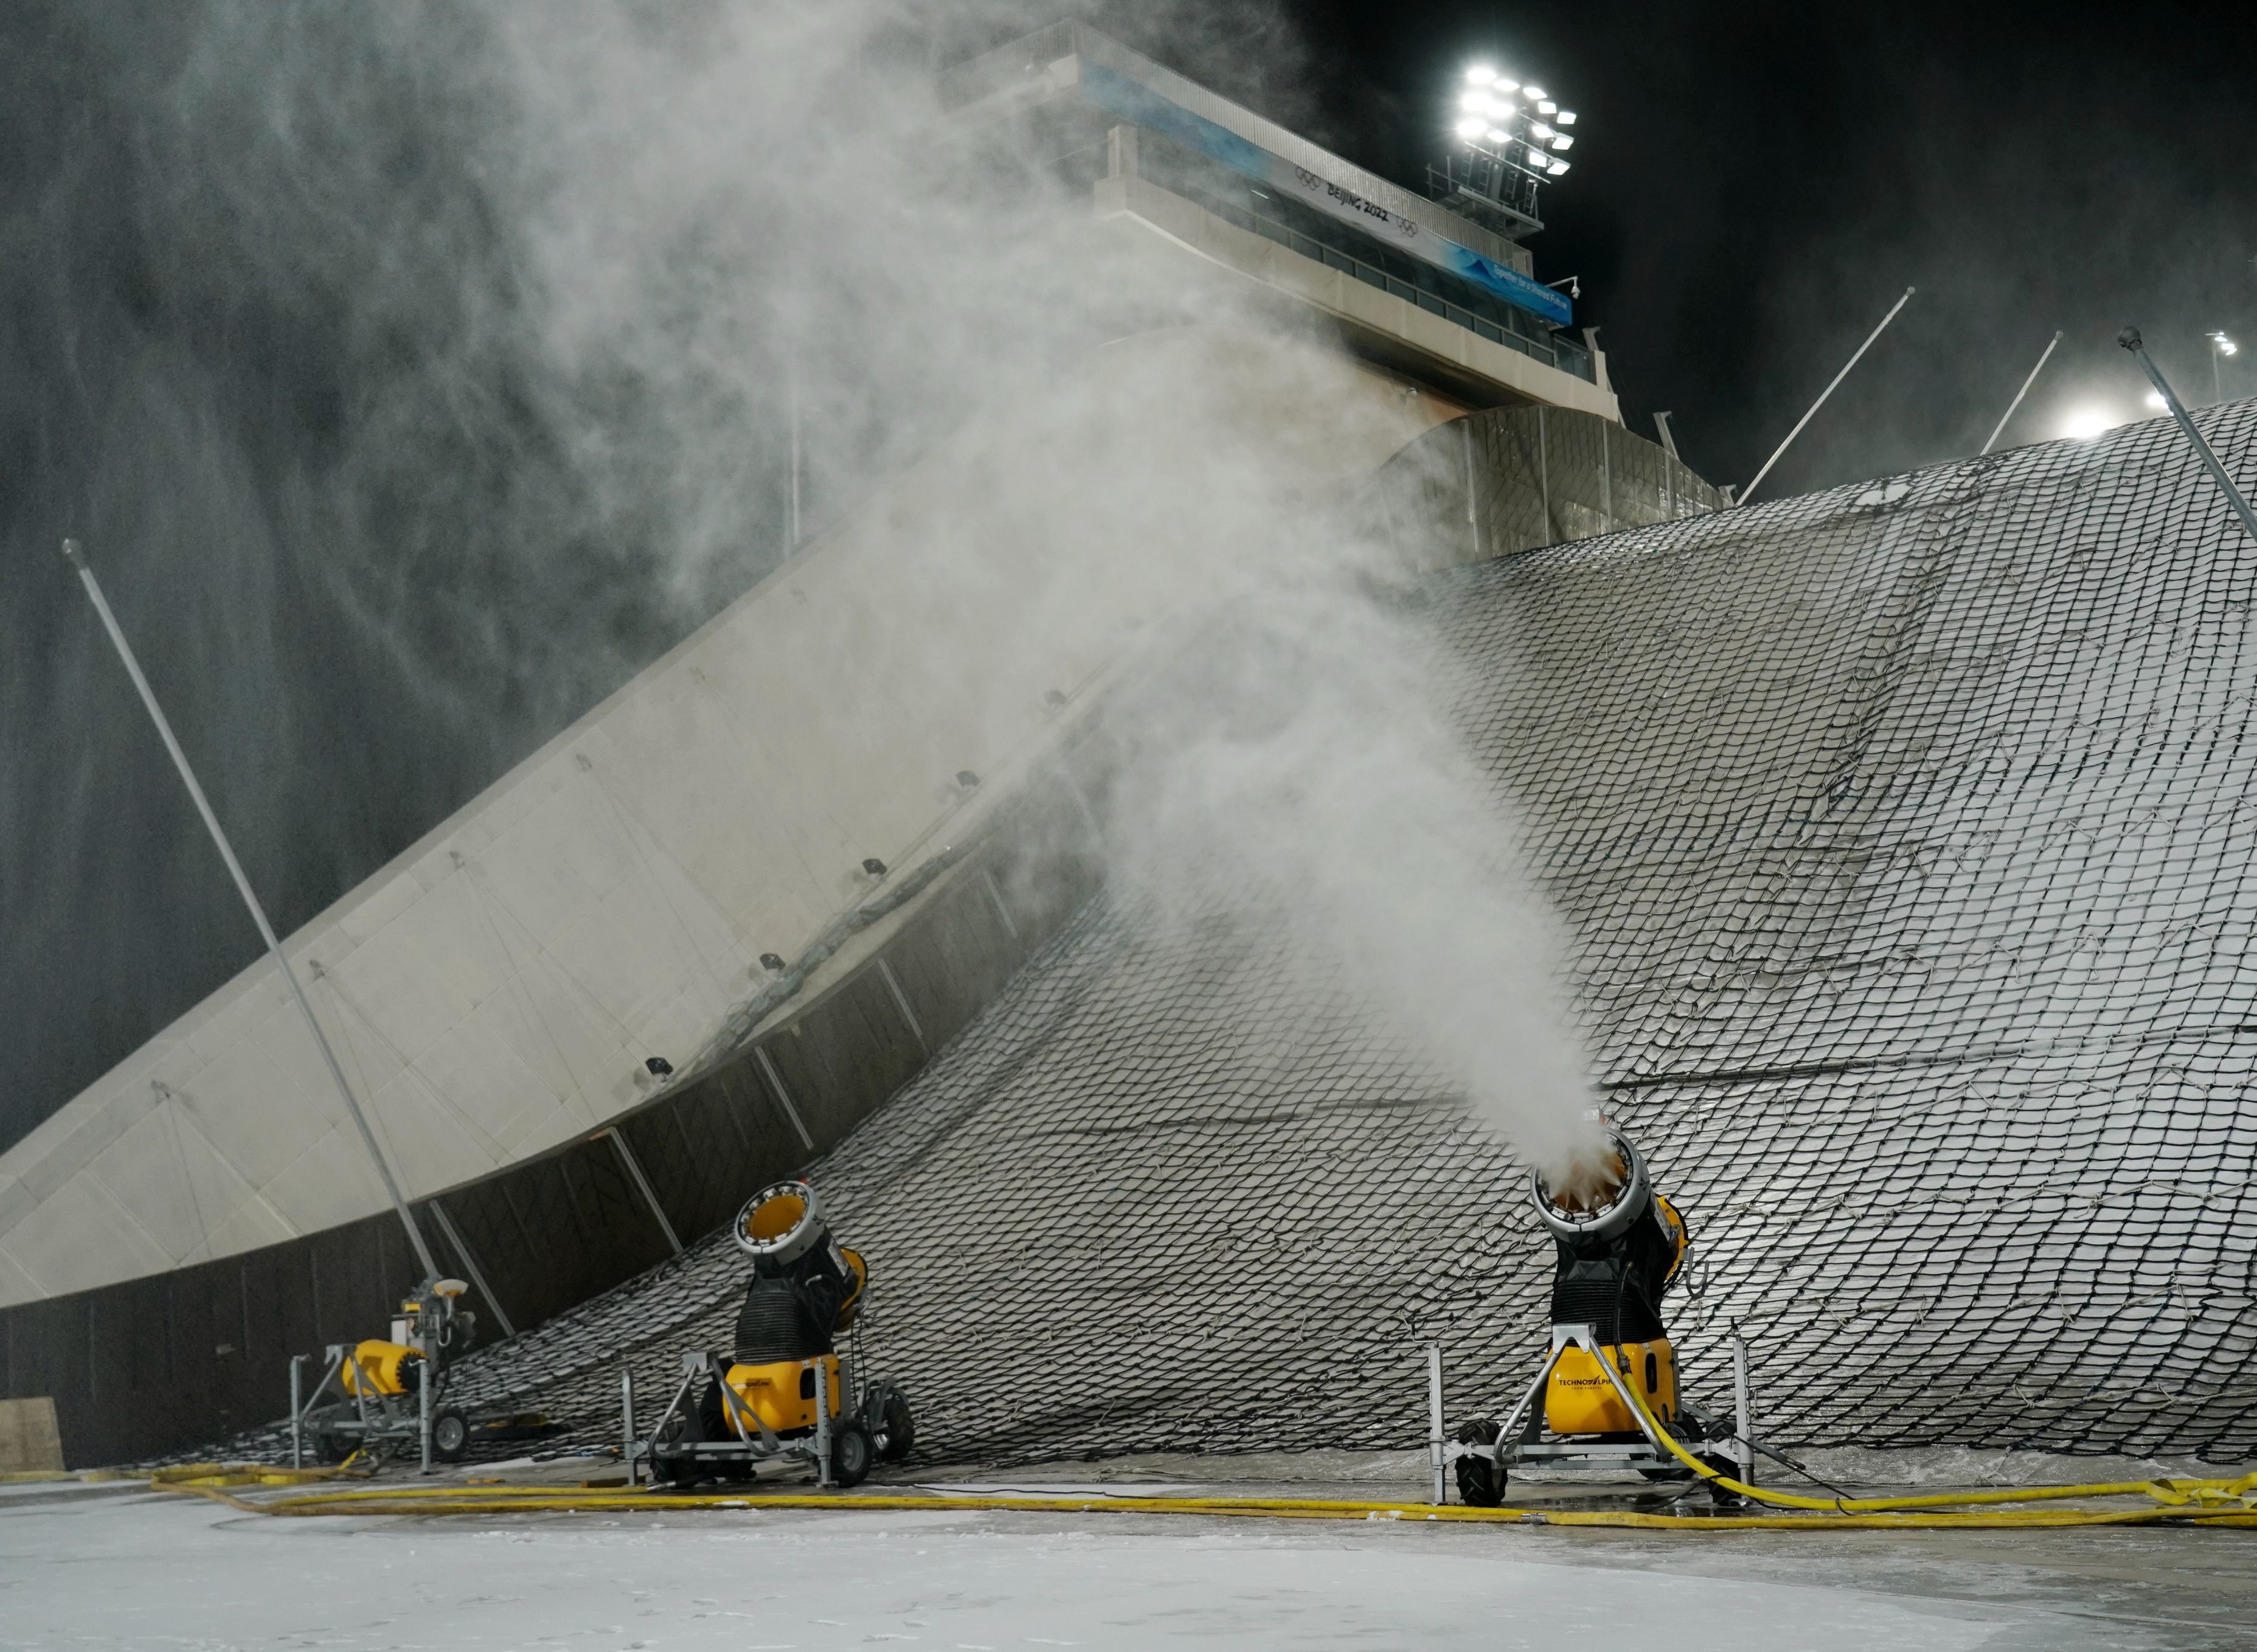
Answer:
420, 406, 2257, 1467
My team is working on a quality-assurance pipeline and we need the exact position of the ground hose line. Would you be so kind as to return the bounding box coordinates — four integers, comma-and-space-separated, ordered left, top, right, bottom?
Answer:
140, 1445, 2257, 1521
150, 1480, 2257, 1532
1604, 1352, 2257, 1516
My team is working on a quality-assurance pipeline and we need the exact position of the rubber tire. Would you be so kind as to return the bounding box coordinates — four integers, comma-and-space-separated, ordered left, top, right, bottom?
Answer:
1699, 1455, 1748, 1509
1452, 1420, 1506, 1508
830, 1419, 874, 1488
431, 1407, 471, 1463
866, 1385, 915, 1462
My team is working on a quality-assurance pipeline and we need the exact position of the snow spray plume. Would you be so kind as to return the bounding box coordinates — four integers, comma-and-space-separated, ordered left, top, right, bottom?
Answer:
5, 0, 1602, 1176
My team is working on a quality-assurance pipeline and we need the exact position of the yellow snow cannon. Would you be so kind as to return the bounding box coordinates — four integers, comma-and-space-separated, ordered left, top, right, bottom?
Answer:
642, 1180, 913, 1488
1449, 1128, 1753, 1507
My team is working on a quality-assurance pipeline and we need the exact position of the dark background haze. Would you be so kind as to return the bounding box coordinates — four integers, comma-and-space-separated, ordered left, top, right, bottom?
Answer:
6, 0, 2256, 1154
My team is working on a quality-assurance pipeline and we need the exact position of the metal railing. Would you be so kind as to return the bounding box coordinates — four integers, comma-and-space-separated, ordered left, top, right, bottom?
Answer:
1176, 182, 1593, 383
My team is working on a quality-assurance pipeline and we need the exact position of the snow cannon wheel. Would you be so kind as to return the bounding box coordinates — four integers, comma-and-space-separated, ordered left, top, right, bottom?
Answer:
1453, 1419, 1505, 1507
862, 1382, 915, 1462
1699, 1455, 1748, 1509
830, 1419, 873, 1488
430, 1407, 471, 1463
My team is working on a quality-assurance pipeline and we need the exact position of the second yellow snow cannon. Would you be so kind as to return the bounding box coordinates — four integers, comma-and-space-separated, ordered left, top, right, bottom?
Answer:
1447, 1128, 1753, 1507
642, 1180, 914, 1488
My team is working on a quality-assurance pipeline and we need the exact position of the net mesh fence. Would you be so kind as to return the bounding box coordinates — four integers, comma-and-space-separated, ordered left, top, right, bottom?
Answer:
250, 405, 2257, 1468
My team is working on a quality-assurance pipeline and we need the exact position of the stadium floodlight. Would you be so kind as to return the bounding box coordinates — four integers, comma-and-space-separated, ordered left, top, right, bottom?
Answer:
2207, 330, 2239, 404
2061, 406, 2115, 440
1444, 66, 1579, 213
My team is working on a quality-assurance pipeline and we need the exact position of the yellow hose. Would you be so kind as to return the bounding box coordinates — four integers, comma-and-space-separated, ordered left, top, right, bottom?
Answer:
1600, 1347, 2257, 1517
151, 1478, 2257, 1532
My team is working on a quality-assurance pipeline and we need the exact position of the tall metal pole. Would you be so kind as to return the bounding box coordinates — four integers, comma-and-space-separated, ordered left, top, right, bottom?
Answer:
61, 539, 439, 1280
1740, 286, 1916, 505
1426, 1343, 1446, 1506
1981, 330, 2063, 455
788, 364, 802, 550
2119, 328, 2257, 548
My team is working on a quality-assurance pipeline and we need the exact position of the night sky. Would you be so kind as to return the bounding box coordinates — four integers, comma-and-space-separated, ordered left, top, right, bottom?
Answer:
1132, 0, 2257, 494
6, 1, 2257, 1152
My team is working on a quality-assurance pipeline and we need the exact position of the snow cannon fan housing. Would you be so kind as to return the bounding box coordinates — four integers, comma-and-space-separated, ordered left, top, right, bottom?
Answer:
1528, 1132, 1687, 1341
731, 1181, 867, 1362
1527, 1131, 1689, 1436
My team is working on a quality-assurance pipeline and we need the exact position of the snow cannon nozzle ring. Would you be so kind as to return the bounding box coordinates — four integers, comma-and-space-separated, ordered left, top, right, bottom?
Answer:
1529, 1129, 1651, 1243
733, 1179, 828, 1265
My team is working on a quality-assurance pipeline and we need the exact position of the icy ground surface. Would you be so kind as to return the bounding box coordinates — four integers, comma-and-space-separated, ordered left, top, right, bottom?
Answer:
4, 1476, 2254, 1651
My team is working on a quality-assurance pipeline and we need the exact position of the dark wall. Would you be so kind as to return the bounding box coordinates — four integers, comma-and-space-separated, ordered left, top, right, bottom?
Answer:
0, 758, 1106, 1468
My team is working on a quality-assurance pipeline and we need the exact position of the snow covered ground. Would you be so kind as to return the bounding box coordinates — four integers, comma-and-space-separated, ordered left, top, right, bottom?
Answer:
4, 1475, 2252, 1651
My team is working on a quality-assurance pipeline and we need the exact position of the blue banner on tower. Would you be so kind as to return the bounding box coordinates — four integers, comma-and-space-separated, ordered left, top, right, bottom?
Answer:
1077, 61, 1572, 330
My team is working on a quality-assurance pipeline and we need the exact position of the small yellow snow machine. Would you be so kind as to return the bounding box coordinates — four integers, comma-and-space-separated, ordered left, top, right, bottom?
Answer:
1447, 1128, 1755, 1506
289, 1277, 510, 1467
640, 1180, 914, 1488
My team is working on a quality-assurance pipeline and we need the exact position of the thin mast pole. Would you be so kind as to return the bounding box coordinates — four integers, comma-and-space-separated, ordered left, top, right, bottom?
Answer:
1741, 286, 1916, 505
2120, 330, 2257, 548
61, 539, 439, 1280
788, 364, 802, 549
1981, 330, 2063, 456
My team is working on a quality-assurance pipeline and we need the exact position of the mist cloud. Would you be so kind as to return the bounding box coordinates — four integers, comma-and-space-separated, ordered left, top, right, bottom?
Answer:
3, 0, 1603, 1175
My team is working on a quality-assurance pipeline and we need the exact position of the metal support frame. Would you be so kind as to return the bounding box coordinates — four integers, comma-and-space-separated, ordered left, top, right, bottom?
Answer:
2121, 327, 2257, 548
690, 1349, 782, 1449
1449, 1324, 1691, 1478
419, 1345, 433, 1474
1426, 1344, 1446, 1505
1730, 1334, 1756, 1484
63, 540, 440, 1281
1652, 409, 1682, 463
813, 1351, 835, 1488
875, 957, 928, 1054
606, 1128, 682, 1254
289, 1355, 307, 1470
622, 1368, 638, 1485
979, 867, 1021, 942
1538, 405, 1551, 544
754, 1046, 816, 1151
426, 1198, 515, 1339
